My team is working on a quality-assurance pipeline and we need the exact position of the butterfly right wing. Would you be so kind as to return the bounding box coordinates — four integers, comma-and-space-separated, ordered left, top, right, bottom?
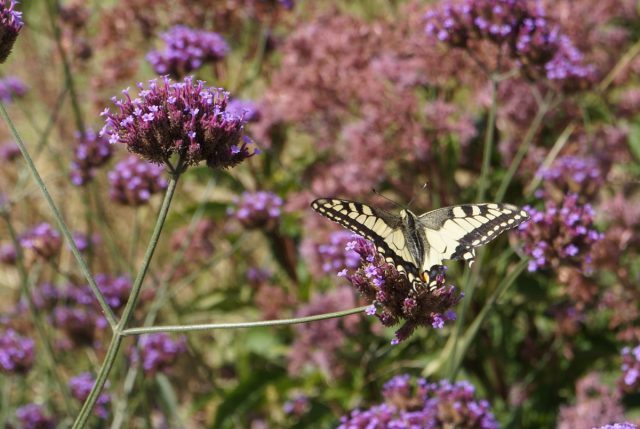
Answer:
311, 198, 420, 283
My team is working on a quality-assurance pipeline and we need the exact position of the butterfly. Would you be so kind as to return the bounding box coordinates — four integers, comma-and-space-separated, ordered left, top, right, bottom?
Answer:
311, 198, 529, 289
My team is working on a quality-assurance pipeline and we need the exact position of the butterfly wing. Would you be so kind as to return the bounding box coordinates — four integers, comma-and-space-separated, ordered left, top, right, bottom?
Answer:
417, 203, 529, 270
311, 198, 421, 283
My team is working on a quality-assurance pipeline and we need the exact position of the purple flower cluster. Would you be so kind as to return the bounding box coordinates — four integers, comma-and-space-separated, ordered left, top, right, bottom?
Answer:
537, 155, 603, 200
0, 0, 23, 63
517, 194, 602, 273
130, 333, 187, 376
19, 223, 62, 262
69, 128, 113, 186
107, 156, 168, 206
101, 76, 257, 170
228, 191, 283, 229
52, 284, 103, 346
311, 231, 362, 275
69, 373, 110, 419
147, 25, 229, 78
620, 345, 640, 393
595, 424, 638, 429
424, 0, 594, 88
0, 329, 34, 374
342, 236, 462, 344
15, 403, 56, 429
0, 140, 19, 161
227, 99, 262, 123
338, 375, 498, 429
95, 273, 132, 312
0, 75, 25, 102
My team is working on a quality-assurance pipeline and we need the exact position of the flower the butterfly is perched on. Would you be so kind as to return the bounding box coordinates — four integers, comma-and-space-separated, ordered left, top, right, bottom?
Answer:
311, 198, 529, 290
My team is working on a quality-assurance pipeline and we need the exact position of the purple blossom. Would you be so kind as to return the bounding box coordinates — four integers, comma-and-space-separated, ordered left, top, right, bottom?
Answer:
0, 329, 34, 373
0, 75, 25, 102
15, 404, 56, 429
19, 222, 62, 261
226, 99, 262, 123
517, 194, 602, 273
338, 375, 498, 428
306, 231, 362, 275
101, 76, 257, 170
69, 373, 110, 419
594, 424, 638, 429
0, 140, 19, 161
228, 190, 284, 229
537, 155, 603, 199
69, 128, 113, 186
147, 25, 228, 78
130, 333, 187, 376
107, 156, 168, 206
341, 237, 462, 343
95, 273, 132, 312
0, 0, 23, 63
424, 0, 594, 90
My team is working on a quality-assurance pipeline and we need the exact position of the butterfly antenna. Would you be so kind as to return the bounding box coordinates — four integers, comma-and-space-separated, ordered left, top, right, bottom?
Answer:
406, 182, 429, 209
372, 188, 405, 210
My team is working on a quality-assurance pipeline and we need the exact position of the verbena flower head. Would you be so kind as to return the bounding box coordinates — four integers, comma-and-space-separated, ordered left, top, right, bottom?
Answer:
0, 329, 34, 374
0, 0, 23, 63
0, 140, 19, 161
95, 273, 131, 312
311, 230, 362, 275
517, 194, 602, 273
342, 236, 462, 344
228, 190, 283, 229
70, 128, 113, 186
0, 75, 25, 102
101, 76, 257, 171
338, 375, 498, 428
130, 333, 187, 376
620, 345, 640, 393
424, 0, 594, 89
15, 403, 56, 429
595, 424, 638, 429
19, 223, 62, 262
147, 25, 229, 78
227, 98, 262, 123
537, 155, 603, 200
69, 372, 110, 419
107, 156, 168, 206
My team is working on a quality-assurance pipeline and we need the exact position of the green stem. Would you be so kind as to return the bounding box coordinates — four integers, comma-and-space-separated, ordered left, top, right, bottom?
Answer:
495, 96, 552, 202
71, 174, 180, 429
45, 0, 85, 132
122, 306, 369, 336
477, 78, 499, 202
524, 123, 576, 195
3, 216, 74, 413
447, 259, 527, 379
0, 102, 118, 328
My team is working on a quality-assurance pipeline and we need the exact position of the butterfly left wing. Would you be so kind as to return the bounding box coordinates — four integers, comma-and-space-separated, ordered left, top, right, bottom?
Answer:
417, 203, 529, 271
311, 198, 421, 284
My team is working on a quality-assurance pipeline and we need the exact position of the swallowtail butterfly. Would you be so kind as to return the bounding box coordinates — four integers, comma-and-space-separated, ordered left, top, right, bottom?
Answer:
311, 198, 529, 288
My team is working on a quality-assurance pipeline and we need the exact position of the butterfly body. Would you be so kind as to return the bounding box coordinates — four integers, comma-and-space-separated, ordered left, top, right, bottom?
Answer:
311, 198, 529, 288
